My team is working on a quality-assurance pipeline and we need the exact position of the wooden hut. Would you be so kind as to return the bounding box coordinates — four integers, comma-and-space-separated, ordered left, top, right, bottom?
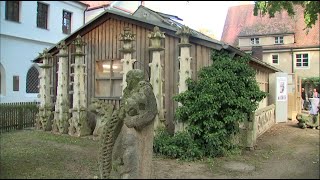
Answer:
33, 5, 280, 134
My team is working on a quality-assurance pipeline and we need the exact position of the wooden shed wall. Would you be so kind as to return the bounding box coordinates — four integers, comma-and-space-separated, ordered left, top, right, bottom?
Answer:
48, 16, 272, 130
48, 17, 212, 129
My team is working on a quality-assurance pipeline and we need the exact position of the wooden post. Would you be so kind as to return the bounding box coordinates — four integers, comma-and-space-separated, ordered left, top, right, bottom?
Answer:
18, 107, 23, 130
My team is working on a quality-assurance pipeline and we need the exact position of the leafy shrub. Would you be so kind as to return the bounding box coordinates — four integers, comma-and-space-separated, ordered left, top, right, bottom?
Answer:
154, 50, 267, 160
153, 128, 203, 161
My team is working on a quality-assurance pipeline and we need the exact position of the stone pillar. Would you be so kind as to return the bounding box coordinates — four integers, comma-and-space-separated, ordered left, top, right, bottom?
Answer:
52, 41, 70, 134
148, 26, 166, 130
35, 48, 53, 131
175, 25, 192, 132
68, 35, 91, 137
119, 27, 136, 92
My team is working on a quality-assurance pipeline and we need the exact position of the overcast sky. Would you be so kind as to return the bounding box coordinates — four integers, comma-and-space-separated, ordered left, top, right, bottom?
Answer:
143, 1, 254, 40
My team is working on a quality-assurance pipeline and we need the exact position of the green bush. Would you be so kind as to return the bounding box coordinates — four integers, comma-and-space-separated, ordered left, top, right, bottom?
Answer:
153, 128, 203, 161
302, 77, 320, 91
154, 50, 267, 160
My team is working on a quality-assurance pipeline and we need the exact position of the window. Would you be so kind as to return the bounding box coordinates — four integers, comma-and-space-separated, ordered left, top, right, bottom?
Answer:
62, 10, 72, 34
5, 1, 20, 22
37, 2, 48, 29
275, 36, 284, 44
0, 72, 2, 95
250, 37, 259, 45
295, 53, 309, 68
26, 66, 39, 93
272, 54, 279, 64
13, 76, 19, 91
0, 64, 5, 95
95, 60, 123, 97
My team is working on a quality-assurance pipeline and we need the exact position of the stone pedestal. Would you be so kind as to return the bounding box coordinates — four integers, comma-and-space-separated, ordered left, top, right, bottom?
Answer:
52, 41, 70, 134
175, 26, 192, 132
148, 26, 166, 130
68, 35, 91, 137
35, 48, 53, 131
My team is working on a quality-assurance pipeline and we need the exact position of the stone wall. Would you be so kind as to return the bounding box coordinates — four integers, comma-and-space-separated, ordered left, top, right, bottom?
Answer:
245, 104, 275, 149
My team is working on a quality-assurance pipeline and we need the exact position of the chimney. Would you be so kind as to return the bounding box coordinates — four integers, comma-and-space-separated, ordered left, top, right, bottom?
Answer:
251, 46, 263, 60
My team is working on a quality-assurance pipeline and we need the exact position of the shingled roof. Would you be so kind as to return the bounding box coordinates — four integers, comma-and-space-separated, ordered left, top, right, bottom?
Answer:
32, 5, 280, 72
221, 4, 320, 48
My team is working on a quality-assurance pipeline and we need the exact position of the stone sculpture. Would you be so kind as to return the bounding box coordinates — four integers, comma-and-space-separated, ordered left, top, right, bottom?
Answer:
296, 98, 319, 129
98, 69, 157, 179
89, 98, 115, 138
296, 113, 319, 129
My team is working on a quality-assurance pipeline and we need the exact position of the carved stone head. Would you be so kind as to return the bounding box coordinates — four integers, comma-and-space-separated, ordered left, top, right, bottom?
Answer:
126, 69, 144, 90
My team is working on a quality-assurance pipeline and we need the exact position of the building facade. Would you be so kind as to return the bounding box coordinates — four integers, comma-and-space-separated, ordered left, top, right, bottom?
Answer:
0, 1, 88, 103
221, 4, 320, 79
32, 5, 279, 133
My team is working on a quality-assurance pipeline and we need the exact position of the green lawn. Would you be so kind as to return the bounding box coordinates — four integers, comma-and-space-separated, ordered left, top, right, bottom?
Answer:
0, 129, 100, 179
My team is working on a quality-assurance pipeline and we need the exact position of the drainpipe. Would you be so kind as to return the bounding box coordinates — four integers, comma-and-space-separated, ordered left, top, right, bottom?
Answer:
83, 6, 88, 25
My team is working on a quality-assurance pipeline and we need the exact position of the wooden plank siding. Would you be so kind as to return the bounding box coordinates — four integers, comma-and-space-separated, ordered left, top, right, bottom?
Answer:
46, 16, 275, 131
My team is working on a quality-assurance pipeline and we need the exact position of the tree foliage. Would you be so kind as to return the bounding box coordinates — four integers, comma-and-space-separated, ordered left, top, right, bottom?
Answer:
154, 50, 267, 160
253, 1, 320, 29
302, 77, 320, 91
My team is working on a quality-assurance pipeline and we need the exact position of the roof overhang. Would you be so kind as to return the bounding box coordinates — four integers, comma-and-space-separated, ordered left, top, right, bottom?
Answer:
32, 8, 280, 73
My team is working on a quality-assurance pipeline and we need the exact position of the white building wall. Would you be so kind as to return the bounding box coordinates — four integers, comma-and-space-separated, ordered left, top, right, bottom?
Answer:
85, 8, 105, 24
0, 1, 87, 103
0, 35, 53, 102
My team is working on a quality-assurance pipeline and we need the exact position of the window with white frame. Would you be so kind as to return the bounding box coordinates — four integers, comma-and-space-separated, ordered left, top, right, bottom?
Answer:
271, 54, 279, 64
275, 36, 284, 44
250, 37, 259, 45
295, 53, 309, 68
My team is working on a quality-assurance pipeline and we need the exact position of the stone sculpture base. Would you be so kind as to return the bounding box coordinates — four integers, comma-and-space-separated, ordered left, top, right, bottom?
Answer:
68, 110, 91, 137
110, 122, 154, 179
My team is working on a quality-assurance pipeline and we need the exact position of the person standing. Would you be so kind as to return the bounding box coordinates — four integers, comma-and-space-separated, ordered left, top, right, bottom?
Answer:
301, 88, 306, 110
311, 88, 319, 98
309, 88, 319, 116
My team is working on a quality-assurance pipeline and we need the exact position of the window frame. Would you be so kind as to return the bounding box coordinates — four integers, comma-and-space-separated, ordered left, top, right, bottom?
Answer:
13, 75, 19, 91
5, 1, 20, 22
250, 37, 260, 45
271, 54, 279, 65
295, 52, 310, 69
94, 59, 123, 98
62, 10, 72, 34
274, 36, 284, 44
37, 2, 49, 29
26, 66, 40, 93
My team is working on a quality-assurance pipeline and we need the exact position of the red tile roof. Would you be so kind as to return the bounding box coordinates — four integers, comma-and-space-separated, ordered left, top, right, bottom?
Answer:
80, 1, 112, 10
221, 4, 320, 48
